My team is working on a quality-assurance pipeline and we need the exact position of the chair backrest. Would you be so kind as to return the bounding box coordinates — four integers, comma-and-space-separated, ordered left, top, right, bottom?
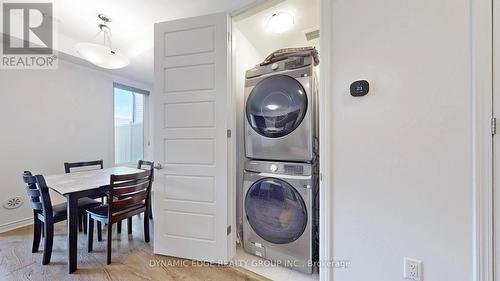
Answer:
64, 160, 103, 173
22, 171, 53, 218
137, 160, 154, 170
137, 160, 154, 180
108, 170, 152, 217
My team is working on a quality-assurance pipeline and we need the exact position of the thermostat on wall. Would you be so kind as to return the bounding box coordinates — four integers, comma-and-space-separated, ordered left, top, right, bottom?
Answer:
350, 80, 369, 96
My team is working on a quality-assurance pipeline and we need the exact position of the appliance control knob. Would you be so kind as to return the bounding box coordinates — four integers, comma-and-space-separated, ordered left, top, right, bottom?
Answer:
269, 164, 278, 172
271, 63, 279, 70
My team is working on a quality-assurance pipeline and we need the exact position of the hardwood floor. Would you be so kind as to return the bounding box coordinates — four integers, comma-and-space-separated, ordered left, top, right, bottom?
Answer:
0, 215, 270, 281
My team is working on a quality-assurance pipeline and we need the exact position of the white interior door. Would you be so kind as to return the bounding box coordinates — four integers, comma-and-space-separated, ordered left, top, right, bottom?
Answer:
153, 12, 232, 263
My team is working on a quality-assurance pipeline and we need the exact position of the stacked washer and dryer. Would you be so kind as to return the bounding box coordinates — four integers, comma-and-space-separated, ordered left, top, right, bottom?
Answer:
242, 55, 319, 274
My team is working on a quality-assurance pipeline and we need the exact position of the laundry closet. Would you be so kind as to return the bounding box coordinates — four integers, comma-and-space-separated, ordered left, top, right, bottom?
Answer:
231, 0, 320, 279
152, 0, 320, 280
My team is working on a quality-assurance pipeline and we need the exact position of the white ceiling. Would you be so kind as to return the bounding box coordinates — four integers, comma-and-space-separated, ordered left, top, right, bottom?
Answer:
5, 0, 320, 85
31, 0, 256, 84
234, 0, 320, 57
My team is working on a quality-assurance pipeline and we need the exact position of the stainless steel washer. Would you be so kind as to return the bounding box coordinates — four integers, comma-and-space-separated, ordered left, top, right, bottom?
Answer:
242, 160, 317, 274
244, 56, 318, 162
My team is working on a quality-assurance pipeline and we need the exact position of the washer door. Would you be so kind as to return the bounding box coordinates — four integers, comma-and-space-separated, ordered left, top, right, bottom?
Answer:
246, 75, 307, 138
245, 178, 307, 244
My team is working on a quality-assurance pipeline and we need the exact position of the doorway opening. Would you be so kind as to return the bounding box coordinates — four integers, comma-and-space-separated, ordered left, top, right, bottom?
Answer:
231, 1, 321, 280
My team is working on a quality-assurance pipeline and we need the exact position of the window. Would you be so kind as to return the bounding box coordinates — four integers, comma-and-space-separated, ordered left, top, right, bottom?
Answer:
113, 83, 148, 164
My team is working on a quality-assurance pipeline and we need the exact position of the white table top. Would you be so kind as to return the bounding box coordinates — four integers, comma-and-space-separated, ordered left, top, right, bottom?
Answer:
44, 167, 144, 196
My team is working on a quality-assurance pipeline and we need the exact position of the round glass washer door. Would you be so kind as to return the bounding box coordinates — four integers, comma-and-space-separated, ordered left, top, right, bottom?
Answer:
245, 178, 307, 244
246, 75, 307, 138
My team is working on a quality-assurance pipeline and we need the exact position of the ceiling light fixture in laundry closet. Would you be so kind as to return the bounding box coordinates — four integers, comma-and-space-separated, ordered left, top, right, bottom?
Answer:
267, 12, 294, 33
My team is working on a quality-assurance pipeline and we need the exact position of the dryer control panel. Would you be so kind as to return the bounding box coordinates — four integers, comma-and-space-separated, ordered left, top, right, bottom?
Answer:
245, 56, 312, 79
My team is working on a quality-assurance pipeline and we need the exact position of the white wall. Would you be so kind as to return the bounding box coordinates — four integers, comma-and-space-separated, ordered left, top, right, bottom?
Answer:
232, 27, 264, 238
0, 58, 152, 232
329, 0, 472, 280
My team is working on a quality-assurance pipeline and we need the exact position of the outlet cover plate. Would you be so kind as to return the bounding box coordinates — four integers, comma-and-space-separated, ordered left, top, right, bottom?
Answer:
404, 257, 423, 281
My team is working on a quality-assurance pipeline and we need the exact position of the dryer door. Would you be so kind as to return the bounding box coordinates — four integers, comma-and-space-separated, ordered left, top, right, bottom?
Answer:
246, 75, 307, 138
245, 178, 307, 244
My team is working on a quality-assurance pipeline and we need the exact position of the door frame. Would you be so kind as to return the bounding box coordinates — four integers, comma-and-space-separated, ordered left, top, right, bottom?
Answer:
230, 1, 334, 280
318, 0, 334, 280
472, 0, 494, 280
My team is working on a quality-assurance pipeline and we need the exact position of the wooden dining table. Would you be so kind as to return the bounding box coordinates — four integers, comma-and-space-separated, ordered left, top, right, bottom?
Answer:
44, 166, 144, 273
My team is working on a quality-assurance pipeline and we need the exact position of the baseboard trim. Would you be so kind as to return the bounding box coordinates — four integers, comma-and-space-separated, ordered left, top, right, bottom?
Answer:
0, 217, 32, 233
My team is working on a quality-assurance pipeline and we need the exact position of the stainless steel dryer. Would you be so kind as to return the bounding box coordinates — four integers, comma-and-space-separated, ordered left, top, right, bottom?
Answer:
243, 160, 317, 274
244, 56, 318, 162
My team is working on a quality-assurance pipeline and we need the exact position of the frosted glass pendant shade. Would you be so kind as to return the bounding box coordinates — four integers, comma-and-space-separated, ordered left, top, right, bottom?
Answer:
75, 42, 130, 69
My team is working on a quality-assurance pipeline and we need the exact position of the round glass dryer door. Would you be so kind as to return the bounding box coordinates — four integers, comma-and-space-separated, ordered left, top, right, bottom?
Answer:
246, 75, 307, 138
245, 178, 307, 244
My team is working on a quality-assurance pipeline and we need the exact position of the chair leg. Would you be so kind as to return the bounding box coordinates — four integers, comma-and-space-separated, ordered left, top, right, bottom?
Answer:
127, 217, 132, 234
83, 214, 87, 234
78, 214, 83, 232
32, 216, 41, 253
106, 223, 112, 265
117, 220, 122, 234
97, 221, 102, 241
87, 214, 94, 252
41, 222, 44, 237
42, 223, 54, 265
149, 200, 153, 219
144, 211, 150, 243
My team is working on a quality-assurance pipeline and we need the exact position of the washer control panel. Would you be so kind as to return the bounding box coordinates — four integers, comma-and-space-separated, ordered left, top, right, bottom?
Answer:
284, 164, 305, 175
245, 160, 312, 176
269, 164, 278, 172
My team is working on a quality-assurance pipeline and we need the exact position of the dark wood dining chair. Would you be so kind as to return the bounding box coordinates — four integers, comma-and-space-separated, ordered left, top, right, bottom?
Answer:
23, 171, 101, 265
64, 160, 104, 173
64, 160, 105, 233
86, 169, 153, 265
117, 160, 154, 234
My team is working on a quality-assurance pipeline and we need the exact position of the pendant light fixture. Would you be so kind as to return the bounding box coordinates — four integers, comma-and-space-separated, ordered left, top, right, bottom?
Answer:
75, 14, 130, 69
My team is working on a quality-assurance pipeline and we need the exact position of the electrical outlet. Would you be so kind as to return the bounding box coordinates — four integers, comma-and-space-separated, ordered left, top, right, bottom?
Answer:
404, 257, 423, 281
